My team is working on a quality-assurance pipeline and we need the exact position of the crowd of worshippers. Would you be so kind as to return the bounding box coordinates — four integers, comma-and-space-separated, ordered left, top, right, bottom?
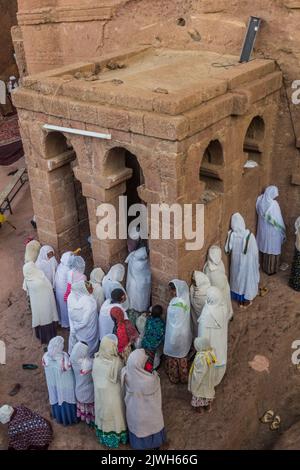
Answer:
1, 185, 300, 451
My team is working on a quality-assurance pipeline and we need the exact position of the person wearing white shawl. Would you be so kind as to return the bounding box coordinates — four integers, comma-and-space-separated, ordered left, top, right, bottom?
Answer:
188, 337, 217, 413
256, 186, 286, 274
190, 272, 211, 337
89, 267, 105, 311
121, 349, 166, 450
164, 279, 192, 384
42, 336, 77, 426
92, 334, 127, 449
23, 261, 59, 344
67, 281, 99, 357
64, 256, 87, 301
125, 247, 151, 312
102, 263, 129, 310
54, 251, 74, 328
289, 216, 300, 291
204, 245, 233, 320
198, 287, 228, 386
35, 245, 58, 288
24, 239, 41, 263
99, 288, 129, 341
225, 212, 260, 307
70, 341, 94, 425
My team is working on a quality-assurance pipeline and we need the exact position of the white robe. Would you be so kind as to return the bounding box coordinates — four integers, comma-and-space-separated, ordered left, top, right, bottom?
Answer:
256, 186, 285, 256
190, 271, 211, 338
102, 264, 129, 311
23, 262, 59, 328
90, 268, 105, 312
125, 247, 151, 312
54, 252, 74, 328
204, 245, 233, 320
67, 283, 99, 357
70, 342, 94, 404
225, 213, 260, 301
99, 301, 128, 341
164, 279, 192, 359
35, 245, 58, 288
198, 287, 228, 386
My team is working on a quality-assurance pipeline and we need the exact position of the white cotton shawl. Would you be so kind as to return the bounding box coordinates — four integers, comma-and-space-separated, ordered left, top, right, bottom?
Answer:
256, 186, 286, 255
70, 342, 94, 404
190, 272, 211, 337
125, 247, 151, 312
24, 240, 41, 263
90, 268, 105, 311
225, 213, 260, 301
23, 262, 59, 328
102, 264, 129, 310
164, 279, 192, 358
54, 252, 74, 328
99, 300, 128, 341
122, 349, 164, 438
92, 335, 126, 435
67, 281, 99, 357
188, 338, 216, 399
204, 246, 233, 321
36, 245, 58, 288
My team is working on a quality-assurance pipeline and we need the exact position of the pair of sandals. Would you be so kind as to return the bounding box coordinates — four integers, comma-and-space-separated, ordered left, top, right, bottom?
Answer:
260, 410, 281, 430
259, 287, 269, 297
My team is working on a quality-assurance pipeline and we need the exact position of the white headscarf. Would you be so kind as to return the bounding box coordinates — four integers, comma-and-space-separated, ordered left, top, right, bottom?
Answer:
102, 264, 125, 298
71, 280, 90, 300
90, 268, 105, 311
23, 261, 47, 292
94, 334, 120, 383
55, 252, 74, 286
35, 245, 58, 288
205, 245, 226, 273
163, 279, 192, 358
225, 213, 250, 253
90, 268, 105, 285
43, 336, 71, 371
257, 186, 279, 215
125, 247, 151, 312
70, 341, 92, 371
24, 240, 41, 263
0, 405, 14, 424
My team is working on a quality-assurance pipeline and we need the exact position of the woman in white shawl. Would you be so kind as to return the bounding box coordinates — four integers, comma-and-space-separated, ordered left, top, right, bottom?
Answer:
225, 212, 260, 308
89, 267, 105, 311
24, 239, 41, 263
70, 341, 94, 425
64, 256, 86, 301
42, 336, 77, 426
164, 279, 192, 384
256, 186, 286, 274
99, 288, 129, 341
204, 245, 233, 320
125, 247, 151, 312
35, 245, 58, 288
289, 216, 300, 291
122, 349, 166, 450
67, 281, 99, 357
198, 287, 228, 386
54, 251, 74, 328
102, 263, 129, 310
92, 334, 127, 449
188, 337, 217, 414
23, 262, 59, 344
190, 272, 211, 338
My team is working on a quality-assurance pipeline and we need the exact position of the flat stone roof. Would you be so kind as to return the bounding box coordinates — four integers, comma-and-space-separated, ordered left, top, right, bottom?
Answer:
22, 47, 276, 116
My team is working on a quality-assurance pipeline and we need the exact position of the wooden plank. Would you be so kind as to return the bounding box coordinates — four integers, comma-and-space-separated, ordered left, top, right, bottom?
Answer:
0, 168, 27, 205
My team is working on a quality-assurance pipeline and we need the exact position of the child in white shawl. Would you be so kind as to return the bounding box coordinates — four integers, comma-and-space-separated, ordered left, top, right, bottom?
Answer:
89, 267, 105, 311
188, 337, 217, 414
256, 186, 286, 274
225, 212, 260, 308
190, 272, 211, 338
204, 245, 233, 320
36, 245, 58, 288
70, 341, 94, 425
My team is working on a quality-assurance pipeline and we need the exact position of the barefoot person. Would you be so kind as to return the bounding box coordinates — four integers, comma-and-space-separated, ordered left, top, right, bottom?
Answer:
188, 338, 217, 414
23, 261, 59, 344
225, 213, 260, 308
256, 186, 286, 275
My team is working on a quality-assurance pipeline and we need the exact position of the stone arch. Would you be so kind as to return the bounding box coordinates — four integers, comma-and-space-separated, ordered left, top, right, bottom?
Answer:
243, 115, 265, 166
199, 139, 225, 193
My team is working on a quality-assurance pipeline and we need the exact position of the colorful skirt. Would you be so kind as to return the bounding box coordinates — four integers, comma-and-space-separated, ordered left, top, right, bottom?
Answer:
128, 428, 166, 450
289, 248, 300, 291
165, 356, 190, 384
262, 253, 280, 275
35, 322, 57, 345
76, 402, 95, 425
51, 402, 78, 426
191, 396, 213, 408
95, 425, 128, 449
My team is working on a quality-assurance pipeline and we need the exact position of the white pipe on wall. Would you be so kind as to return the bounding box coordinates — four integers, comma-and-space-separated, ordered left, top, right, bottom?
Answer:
43, 124, 112, 140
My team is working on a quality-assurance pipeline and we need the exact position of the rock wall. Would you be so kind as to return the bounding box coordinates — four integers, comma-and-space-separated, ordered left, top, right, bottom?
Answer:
14, 0, 300, 263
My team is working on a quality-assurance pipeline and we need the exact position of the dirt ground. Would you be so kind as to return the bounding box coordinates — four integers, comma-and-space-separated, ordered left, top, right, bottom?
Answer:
0, 159, 300, 450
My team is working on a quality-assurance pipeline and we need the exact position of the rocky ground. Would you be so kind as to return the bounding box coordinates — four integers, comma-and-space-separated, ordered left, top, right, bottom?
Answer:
0, 160, 300, 450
